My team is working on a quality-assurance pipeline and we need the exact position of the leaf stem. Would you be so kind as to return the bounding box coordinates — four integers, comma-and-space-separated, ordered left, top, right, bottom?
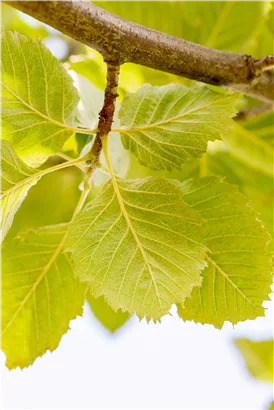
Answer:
1, 154, 89, 198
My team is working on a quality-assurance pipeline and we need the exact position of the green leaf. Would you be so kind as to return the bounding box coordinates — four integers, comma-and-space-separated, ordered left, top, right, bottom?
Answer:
182, 1, 264, 52
1, 140, 41, 241
235, 338, 273, 383
206, 150, 274, 238
1, 30, 79, 167
66, 176, 207, 320
96, 1, 187, 39
224, 122, 274, 177
1, 224, 85, 369
98, 1, 263, 52
119, 84, 237, 170
177, 177, 272, 328
87, 294, 130, 333
269, 401, 274, 410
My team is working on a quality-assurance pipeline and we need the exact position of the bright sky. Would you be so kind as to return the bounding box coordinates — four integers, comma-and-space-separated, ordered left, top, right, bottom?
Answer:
1, 296, 273, 410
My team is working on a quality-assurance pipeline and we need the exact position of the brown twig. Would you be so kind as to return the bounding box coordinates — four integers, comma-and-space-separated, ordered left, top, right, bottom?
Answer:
234, 103, 274, 122
5, 1, 274, 103
88, 61, 120, 168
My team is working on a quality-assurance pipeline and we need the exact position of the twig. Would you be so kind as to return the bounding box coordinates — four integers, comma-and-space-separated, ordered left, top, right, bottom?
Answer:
87, 60, 120, 168
5, 1, 274, 103
234, 103, 274, 122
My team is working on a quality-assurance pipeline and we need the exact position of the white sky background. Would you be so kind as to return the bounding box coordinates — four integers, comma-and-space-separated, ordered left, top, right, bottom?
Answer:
1, 10, 274, 410
1, 297, 273, 410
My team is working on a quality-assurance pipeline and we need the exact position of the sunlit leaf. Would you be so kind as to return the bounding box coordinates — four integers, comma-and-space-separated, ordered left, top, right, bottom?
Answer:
119, 84, 237, 170
66, 177, 207, 320
1, 224, 85, 369
182, 1, 264, 52
87, 294, 130, 333
206, 150, 274, 238
1, 30, 79, 166
224, 122, 273, 177
177, 177, 272, 328
235, 338, 274, 383
1, 140, 41, 241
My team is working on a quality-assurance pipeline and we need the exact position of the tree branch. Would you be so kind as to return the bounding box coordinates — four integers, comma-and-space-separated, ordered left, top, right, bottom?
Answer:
234, 103, 274, 122
5, 1, 274, 102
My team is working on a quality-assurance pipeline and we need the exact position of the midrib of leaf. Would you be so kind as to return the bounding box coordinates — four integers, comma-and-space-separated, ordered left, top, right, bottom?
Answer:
116, 99, 228, 132
2, 180, 90, 336
205, 254, 257, 309
206, 1, 234, 48
102, 137, 163, 312
1, 81, 72, 131
2, 234, 67, 335
1, 82, 96, 136
1, 155, 88, 198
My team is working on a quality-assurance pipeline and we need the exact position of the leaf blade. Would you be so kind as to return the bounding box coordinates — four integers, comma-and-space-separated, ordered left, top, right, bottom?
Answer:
66, 176, 207, 320
1, 30, 79, 166
235, 338, 274, 383
177, 177, 272, 328
1, 140, 41, 241
87, 294, 130, 333
119, 84, 237, 170
1, 224, 85, 369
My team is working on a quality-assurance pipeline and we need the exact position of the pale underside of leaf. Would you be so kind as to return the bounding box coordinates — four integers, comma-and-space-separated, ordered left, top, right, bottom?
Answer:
177, 177, 273, 328
1, 30, 79, 166
1, 224, 85, 369
1, 140, 41, 241
119, 84, 238, 170
66, 176, 208, 320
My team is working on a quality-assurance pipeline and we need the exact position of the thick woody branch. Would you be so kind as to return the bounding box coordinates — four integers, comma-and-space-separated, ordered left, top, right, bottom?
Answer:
5, 1, 274, 102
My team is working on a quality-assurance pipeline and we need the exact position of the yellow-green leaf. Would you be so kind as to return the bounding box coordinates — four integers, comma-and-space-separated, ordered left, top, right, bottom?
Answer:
235, 338, 274, 383
1, 30, 79, 166
119, 84, 237, 170
1, 140, 40, 241
87, 294, 130, 333
1, 224, 85, 369
66, 177, 207, 320
178, 177, 272, 328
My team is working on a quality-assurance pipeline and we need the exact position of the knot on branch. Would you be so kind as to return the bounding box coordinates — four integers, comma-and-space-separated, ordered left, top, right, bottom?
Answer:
250, 55, 274, 77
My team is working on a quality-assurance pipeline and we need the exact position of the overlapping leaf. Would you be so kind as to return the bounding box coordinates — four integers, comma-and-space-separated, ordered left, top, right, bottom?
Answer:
1, 30, 79, 166
1, 224, 85, 369
182, 1, 264, 52
98, 1, 263, 52
235, 338, 273, 383
119, 84, 237, 170
224, 122, 274, 177
87, 294, 130, 333
1, 140, 41, 241
66, 177, 207, 320
177, 177, 272, 328
206, 150, 274, 237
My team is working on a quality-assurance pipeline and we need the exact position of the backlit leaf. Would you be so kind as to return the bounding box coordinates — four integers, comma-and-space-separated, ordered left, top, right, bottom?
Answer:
1, 224, 85, 369
87, 294, 130, 333
224, 122, 274, 177
177, 177, 272, 328
235, 338, 274, 383
1, 140, 40, 241
1, 30, 79, 166
119, 84, 237, 170
66, 177, 207, 320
